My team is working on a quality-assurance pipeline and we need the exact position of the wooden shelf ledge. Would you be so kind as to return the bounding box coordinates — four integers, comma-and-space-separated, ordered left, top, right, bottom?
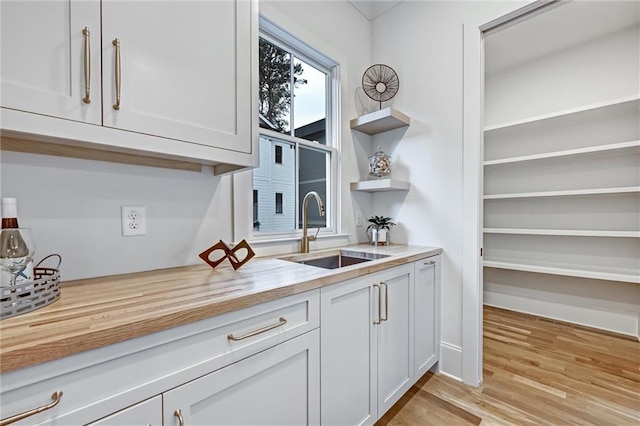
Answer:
350, 108, 410, 135
350, 179, 410, 192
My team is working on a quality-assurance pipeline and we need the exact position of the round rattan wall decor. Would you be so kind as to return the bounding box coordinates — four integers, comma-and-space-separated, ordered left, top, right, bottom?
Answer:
362, 64, 399, 109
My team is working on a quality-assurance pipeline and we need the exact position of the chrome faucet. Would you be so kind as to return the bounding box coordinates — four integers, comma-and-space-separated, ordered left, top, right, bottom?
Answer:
301, 191, 325, 253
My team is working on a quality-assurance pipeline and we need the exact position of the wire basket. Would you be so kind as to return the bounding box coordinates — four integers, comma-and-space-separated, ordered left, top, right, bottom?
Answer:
1, 254, 62, 320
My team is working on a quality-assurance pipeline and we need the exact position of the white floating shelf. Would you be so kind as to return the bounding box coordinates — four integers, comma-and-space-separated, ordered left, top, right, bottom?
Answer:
483, 228, 640, 238
350, 107, 410, 135
350, 179, 410, 192
484, 95, 640, 132
483, 260, 640, 284
484, 140, 640, 166
484, 186, 640, 200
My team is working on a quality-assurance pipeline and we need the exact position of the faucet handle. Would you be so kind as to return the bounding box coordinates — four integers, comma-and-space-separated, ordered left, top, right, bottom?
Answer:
308, 227, 320, 242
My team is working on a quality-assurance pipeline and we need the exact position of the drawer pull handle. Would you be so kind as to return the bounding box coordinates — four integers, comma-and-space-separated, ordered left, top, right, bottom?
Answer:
112, 38, 121, 110
82, 27, 91, 104
174, 409, 185, 426
0, 391, 63, 426
380, 281, 389, 322
227, 317, 287, 341
424, 261, 435, 266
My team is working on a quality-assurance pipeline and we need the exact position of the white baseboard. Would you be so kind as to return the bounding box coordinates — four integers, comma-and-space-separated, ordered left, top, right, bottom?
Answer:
485, 290, 639, 338
439, 341, 463, 382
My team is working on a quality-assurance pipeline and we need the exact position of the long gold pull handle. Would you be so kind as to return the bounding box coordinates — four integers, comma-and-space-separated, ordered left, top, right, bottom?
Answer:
82, 27, 91, 104
174, 409, 184, 426
227, 317, 287, 341
0, 391, 63, 426
112, 38, 121, 110
380, 282, 388, 322
373, 283, 381, 325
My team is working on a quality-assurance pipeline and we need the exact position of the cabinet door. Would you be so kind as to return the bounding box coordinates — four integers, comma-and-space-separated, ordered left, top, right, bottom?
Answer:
0, 0, 102, 124
101, 0, 255, 154
376, 264, 414, 415
415, 256, 440, 378
88, 396, 162, 426
320, 276, 377, 426
163, 329, 319, 426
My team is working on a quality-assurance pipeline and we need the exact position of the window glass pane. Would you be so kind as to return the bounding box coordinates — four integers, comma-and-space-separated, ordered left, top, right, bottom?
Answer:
259, 37, 291, 134
298, 146, 329, 228
275, 145, 283, 164
275, 193, 283, 214
253, 136, 296, 232
293, 58, 327, 144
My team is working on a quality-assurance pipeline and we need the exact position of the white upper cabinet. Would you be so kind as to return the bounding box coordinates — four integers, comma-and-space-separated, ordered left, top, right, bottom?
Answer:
101, 0, 254, 154
0, 0, 258, 174
0, 0, 101, 124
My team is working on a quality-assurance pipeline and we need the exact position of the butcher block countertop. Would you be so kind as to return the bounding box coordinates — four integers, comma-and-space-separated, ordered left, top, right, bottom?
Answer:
0, 244, 441, 374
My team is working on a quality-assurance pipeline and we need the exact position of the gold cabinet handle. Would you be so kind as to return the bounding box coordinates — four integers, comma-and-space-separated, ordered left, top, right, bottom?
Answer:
174, 409, 184, 426
112, 38, 121, 110
380, 282, 388, 322
0, 391, 63, 426
82, 27, 91, 104
373, 283, 381, 325
227, 317, 287, 341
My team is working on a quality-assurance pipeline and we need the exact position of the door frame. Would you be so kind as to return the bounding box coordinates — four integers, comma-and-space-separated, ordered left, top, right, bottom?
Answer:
461, 0, 563, 386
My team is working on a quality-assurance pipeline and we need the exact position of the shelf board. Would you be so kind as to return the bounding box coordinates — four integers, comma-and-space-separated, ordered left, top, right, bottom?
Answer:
483, 260, 640, 284
484, 140, 640, 166
483, 228, 640, 238
350, 107, 410, 135
350, 179, 410, 192
484, 95, 640, 132
484, 186, 640, 200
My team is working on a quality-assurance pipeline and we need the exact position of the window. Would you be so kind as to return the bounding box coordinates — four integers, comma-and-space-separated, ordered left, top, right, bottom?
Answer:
252, 17, 338, 235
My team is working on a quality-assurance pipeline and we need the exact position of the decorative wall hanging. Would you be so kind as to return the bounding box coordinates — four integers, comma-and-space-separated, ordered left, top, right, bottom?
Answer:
199, 239, 255, 271
362, 64, 399, 110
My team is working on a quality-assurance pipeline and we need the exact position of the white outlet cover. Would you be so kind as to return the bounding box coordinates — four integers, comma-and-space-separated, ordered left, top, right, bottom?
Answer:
121, 206, 146, 237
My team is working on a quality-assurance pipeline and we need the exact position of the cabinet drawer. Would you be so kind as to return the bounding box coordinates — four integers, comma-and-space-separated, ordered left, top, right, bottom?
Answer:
0, 289, 319, 425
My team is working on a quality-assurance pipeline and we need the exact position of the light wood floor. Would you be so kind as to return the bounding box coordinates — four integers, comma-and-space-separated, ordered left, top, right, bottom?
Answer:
377, 306, 640, 425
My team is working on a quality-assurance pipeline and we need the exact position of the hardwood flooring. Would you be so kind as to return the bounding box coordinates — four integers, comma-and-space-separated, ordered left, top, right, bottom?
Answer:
377, 306, 640, 425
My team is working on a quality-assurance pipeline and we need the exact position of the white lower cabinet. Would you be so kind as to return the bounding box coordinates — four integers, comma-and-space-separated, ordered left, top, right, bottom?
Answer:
88, 396, 162, 426
414, 255, 441, 378
320, 263, 415, 426
163, 329, 320, 426
0, 256, 441, 426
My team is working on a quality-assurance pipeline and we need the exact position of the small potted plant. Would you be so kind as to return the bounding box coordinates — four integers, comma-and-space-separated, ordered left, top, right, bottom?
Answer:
366, 215, 395, 246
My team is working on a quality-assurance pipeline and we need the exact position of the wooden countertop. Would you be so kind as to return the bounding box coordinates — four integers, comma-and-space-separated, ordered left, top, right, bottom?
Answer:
0, 244, 441, 374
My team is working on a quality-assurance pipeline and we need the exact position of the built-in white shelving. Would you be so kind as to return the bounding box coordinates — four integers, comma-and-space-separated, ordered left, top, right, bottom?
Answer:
484, 94, 640, 285
483, 260, 640, 284
484, 140, 640, 166
350, 179, 410, 192
484, 95, 640, 133
484, 186, 640, 200
350, 107, 410, 135
483, 228, 640, 238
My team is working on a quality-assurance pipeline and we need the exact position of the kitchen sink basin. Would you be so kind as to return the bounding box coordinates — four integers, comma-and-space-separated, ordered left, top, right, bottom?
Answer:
283, 250, 389, 270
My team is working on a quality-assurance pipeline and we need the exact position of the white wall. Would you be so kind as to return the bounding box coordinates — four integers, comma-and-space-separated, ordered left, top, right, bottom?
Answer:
367, 1, 529, 383
0, 151, 233, 280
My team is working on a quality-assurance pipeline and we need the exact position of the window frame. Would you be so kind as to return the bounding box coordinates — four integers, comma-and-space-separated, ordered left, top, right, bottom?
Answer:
233, 15, 340, 243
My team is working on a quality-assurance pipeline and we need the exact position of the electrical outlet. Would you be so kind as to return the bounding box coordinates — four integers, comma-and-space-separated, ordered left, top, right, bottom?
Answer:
121, 206, 146, 237
356, 211, 364, 227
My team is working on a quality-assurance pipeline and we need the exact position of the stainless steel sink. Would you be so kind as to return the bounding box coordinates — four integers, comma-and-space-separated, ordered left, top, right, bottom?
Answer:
283, 250, 389, 269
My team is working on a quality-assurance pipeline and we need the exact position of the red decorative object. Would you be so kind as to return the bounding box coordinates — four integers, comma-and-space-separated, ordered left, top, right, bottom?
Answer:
199, 239, 255, 271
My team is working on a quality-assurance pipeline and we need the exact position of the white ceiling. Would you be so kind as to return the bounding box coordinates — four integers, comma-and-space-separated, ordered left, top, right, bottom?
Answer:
347, 0, 403, 20
485, 0, 640, 73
